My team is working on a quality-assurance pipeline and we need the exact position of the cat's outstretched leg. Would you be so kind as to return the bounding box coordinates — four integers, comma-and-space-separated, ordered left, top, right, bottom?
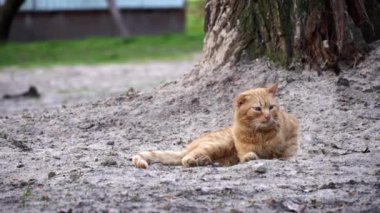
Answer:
132, 150, 186, 169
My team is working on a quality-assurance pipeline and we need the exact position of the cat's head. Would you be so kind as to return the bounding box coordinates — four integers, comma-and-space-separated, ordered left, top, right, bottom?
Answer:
234, 83, 280, 130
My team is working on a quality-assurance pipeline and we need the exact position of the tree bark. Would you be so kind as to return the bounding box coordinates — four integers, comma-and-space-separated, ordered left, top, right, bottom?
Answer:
0, 0, 25, 42
106, 0, 129, 37
201, 0, 380, 73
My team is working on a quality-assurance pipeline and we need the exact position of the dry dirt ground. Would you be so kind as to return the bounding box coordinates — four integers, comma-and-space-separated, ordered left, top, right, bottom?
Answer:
0, 43, 379, 213
0, 59, 197, 114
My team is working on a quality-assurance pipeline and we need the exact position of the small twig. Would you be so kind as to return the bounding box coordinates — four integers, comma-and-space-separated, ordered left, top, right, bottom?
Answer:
331, 143, 369, 155
10, 137, 32, 152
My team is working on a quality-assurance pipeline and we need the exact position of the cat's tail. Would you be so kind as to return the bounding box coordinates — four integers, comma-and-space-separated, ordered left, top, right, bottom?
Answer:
132, 150, 187, 169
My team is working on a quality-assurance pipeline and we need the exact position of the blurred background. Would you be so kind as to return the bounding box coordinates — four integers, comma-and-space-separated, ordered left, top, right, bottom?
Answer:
0, 0, 205, 66
0, 0, 205, 114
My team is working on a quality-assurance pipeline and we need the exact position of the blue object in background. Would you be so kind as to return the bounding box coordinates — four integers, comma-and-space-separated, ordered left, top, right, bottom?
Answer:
0, 0, 186, 11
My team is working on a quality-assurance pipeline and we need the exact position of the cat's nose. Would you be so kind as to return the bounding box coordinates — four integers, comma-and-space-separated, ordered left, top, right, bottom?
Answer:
264, 114, 271, 121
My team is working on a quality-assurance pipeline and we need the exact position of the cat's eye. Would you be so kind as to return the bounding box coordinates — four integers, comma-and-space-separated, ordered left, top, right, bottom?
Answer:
253, 107, 262, 111
269, 105, 275, 110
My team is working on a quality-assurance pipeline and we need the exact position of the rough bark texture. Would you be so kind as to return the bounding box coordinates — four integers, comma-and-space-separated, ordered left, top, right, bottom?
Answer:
201, 0, 380, 73
0, 0, 25, 42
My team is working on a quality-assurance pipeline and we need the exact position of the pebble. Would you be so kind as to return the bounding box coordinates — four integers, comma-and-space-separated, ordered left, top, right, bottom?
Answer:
48, 171, 56, 179
101, 159, 117, 167
281, 198, 306, 213
336, 77, 350, 87
320, 182, 336, 189
255, 165, 267, 174
304, 134, 313, 142
196, 187, 210, 195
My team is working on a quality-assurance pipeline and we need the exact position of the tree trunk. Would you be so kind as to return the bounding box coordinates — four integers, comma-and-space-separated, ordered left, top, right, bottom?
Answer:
106, 0, 129, 37
0, 0, 25, 42
201, 0, 380, 73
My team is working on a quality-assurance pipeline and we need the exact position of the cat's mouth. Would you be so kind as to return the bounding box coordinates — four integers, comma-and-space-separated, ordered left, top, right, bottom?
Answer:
255, 119, 277, 130
260, 119, 273, 125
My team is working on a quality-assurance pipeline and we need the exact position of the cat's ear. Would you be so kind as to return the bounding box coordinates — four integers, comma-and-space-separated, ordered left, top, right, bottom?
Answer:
267, 83, 278, 95
235, 94, 247, 108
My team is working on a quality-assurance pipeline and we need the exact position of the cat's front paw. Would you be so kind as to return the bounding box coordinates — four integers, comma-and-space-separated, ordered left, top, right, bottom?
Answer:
182, 154, 212, 167
240, 152, 259, 163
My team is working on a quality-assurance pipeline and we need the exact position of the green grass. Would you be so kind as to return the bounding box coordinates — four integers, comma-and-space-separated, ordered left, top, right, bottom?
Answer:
0, 1, 205, 68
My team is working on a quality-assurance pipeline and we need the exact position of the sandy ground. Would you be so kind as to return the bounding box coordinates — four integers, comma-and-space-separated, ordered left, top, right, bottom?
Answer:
0, 43, 379, 213
0, 58, 198, 114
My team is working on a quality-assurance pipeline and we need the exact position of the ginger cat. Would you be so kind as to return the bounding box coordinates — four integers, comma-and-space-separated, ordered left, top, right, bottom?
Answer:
132, 84, 299, 169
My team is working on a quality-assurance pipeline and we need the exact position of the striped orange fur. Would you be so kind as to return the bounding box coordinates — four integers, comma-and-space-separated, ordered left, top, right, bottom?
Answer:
132, 83, 299, 169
